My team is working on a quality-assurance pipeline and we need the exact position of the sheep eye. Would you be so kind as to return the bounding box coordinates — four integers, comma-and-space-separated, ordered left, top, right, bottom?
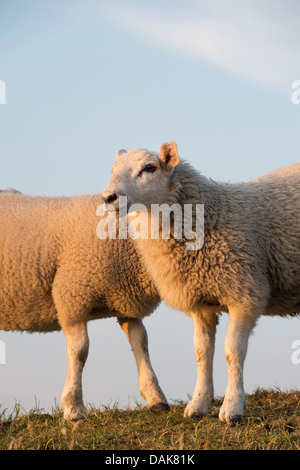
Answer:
142, 164, 156, 174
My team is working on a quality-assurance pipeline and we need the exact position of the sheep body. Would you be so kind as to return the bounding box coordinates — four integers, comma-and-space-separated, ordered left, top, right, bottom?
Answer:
134, 160, 300, 318
0, 192, 168, 418
0, 194, 158, 331
102, 142, 300, 424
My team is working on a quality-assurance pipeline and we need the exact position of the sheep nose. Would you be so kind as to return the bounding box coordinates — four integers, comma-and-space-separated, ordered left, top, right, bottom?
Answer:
103, 193, 118, 204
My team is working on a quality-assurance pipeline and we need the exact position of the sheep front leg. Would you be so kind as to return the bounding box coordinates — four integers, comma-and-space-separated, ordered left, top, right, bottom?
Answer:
61, 322, 89, 420
118, 318, 169, 411
184, 311, 217, 418
219, 310, 257, 424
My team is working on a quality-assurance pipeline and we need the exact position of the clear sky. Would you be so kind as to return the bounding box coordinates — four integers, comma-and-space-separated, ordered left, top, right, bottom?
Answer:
0, 0, 299, 416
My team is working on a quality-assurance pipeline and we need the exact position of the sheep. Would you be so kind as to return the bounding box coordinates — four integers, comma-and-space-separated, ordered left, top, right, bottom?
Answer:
102, 141, 300, 424
0, 188, 21, 194
0, 190, 169, 419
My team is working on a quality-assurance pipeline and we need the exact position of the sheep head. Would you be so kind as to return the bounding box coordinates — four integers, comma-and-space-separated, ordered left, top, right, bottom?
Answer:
102, 142, 180, 209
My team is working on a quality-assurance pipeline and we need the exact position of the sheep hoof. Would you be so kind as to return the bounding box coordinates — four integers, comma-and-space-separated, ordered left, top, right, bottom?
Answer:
62, 407, 86, 421
149, 402, 170, 412
71, 415, 86, 422
188, 413, 203, 420
228, 415, 243, 426
219, 397, 246, 424
219, 411, 243, 425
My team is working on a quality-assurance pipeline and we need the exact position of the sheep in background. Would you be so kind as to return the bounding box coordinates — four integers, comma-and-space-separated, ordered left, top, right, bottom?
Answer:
102, 141, 300, 424
0, 191, 169, 419
0, 188, 21, 193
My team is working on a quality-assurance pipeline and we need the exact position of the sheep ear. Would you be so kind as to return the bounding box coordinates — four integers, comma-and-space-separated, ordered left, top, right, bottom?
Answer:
116, 149, 127, 159
159, 141, 180, 169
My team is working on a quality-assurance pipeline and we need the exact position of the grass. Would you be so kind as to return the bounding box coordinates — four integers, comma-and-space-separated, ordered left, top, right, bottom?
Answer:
0, 388, 299, 450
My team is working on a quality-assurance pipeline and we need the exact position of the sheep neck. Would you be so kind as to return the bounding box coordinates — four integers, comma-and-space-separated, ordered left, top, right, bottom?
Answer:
135, 161, 225, 312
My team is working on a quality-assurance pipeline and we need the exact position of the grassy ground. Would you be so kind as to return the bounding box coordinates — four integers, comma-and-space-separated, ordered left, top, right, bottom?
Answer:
0, 388, 299, 450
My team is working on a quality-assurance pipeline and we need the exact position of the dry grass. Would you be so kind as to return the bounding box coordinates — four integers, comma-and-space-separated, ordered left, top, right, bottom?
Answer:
0, 388, 299, 450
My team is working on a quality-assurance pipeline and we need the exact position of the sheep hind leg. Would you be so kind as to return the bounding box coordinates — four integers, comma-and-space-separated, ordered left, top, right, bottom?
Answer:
184, 310, 217, 418
61, 322, 89, 420
118, 318, 169, 411
219, 309, 257, 424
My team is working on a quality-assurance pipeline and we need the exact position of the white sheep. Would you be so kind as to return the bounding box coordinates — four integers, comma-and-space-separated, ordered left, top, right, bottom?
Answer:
0, 190, 169, 419
0, 188, 21, 193
102, 141, 300, 424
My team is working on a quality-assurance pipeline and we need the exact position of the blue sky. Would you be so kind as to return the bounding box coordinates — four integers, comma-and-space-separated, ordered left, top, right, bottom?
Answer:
0, 1, 300, 416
